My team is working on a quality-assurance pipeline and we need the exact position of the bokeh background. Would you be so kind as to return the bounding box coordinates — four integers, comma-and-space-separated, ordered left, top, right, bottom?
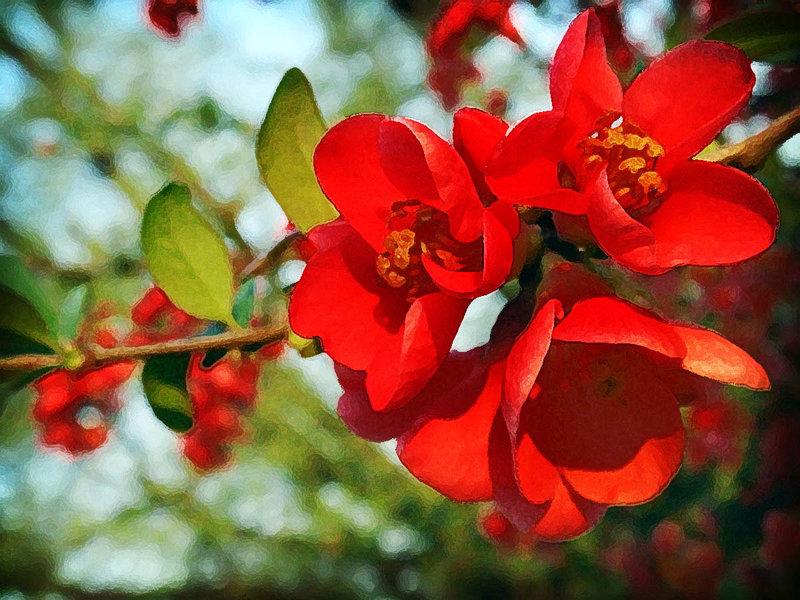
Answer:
1, 0, 799, 598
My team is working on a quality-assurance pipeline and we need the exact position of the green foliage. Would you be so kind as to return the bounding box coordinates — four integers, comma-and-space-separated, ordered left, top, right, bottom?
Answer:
232, 277, 257, 328
256, 68, 338, 232
0, 255, 57, 353
141, 183, 236, 326
141, 353, 194, 433
706, 11, 800, 64
57, 284, 89, 342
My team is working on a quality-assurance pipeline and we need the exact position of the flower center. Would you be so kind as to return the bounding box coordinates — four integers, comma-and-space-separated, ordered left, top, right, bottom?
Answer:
579, 113, 667, 212
375, 200, 483, 302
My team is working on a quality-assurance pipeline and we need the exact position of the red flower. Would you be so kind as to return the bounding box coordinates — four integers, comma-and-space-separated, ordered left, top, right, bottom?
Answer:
182, 352, 260, 470
33, 362, 137, 455
488, 9, 778, 274
340, 264, 769, 540
289, 109, 522, 412
129, 286, 204, 345
147, 0, 199, 38
426, 0, 524, 109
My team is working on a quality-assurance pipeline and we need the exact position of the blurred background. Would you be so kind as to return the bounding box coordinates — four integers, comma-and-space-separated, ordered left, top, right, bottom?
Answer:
0, 0, 799, 598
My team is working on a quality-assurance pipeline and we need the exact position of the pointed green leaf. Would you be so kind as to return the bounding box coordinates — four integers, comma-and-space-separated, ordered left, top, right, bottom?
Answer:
58, 284, 89, 342
706, 12, 800, 64
141, 183, 236, 325
0, 255, 57, 349
256, 68, 338, 232
141, 353, 194, 433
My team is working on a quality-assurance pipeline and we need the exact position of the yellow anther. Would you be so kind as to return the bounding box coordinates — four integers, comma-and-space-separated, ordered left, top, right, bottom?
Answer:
624, 134, 647, 151
618, 157, 646, 173
638, 171, 665, 196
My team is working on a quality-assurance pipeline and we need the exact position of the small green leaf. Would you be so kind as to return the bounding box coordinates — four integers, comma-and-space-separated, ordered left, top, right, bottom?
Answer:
58, 284, 89, 342
0, 255, 57, 349
232, 278, 257, 328
706, 11, 800, 64
141, 353, 194, 433
141, 183, 236, 325
256, 68, 338, 232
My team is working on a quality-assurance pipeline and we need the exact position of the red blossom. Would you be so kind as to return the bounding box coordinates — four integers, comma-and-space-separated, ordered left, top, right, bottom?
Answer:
32, 362, 137, 455
487, 9, 778, 274
128, 286, 205, 345
685, 390, 752, 472
594, 1, 634, 73
182, 352, 261, 470
289, 109, 523, 413
147, 0, 199, 38
338, 264, 768, 540
426, 0, 524, 109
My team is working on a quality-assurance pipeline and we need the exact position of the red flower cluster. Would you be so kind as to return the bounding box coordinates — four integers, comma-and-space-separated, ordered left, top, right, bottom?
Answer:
147, 0, 199, 37
426, 0, 524, 109
289, 7, 774, 541
33, 362, 137, 454
487, 10, 778, 274
183, 352, 261, 470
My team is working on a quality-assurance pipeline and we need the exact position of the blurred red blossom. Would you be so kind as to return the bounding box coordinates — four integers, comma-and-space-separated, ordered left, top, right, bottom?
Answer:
426, 0, 524, 109
32, 361, 137, 455
685, 391, 752, 472
147, 0, 199, 38
594, 1, 634, 73
290, 108, 522, 413
128, 286, 205, 345
488, 9, 778, 274
183, 352, 261, 470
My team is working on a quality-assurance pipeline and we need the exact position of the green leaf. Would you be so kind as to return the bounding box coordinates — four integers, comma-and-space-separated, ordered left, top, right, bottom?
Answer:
705, 11, 800, 64
141, 183, 236, 325
58, 284, 89, 342
0, 255, 57, 349
232, 278, 257, 328
141, 353, 194, 433
256, 68, 338, 232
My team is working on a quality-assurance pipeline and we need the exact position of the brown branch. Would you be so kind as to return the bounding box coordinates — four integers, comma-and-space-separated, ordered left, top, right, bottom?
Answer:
0, 326, 287, 372
705, 106, 800, 170
239, 231, 305, 280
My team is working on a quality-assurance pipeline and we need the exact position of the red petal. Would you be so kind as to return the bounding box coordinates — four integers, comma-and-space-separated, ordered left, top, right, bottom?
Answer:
550, 9, 622, 138
397, 355, 501, 501
381, 118, 484, 242
453, 107, 509, 204
487, 110, 584, 210
584, 174, 663, 274
289, 223, 405, 371
672, 325, 770, 390
503, 299, 562, 438
642, 161, 778, 269
313, 115, 406, 251
365, 292, 471, 411
622, 41, 754, 162
530, 479, 606, 541
422, 203, 517, 297
553, 296, 686, 358
554, 296, 770, 390
521, 343, 684, 506
335, 363, 426, 442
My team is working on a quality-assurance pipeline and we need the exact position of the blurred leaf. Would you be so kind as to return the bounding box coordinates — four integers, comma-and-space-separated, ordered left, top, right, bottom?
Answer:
0, 255, 57, 349
705, 11, 800, 64
141, 183, 236, 326
141, 353, 193, 433
256, 68, 338, 232
232, 278, 257, 327
288, 328, 323, 358
57, 284, 89, 342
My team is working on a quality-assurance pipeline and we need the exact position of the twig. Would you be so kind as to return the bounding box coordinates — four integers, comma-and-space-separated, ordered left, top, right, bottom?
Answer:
0, 326, 287, 372
704, 106, 800, 170
239, 231, 305, 280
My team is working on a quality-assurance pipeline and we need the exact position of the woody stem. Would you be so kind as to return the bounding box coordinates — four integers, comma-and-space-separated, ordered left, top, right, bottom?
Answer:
0, 326, 288, 372
703, 106, 800, 170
